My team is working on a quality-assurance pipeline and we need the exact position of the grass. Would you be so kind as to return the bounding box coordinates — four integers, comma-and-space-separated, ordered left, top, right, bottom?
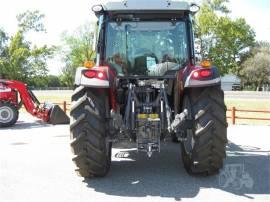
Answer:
225, 99, 270, 110
33, 91, 71, 104
38, 95, 71, 104
26, 91, 270, 126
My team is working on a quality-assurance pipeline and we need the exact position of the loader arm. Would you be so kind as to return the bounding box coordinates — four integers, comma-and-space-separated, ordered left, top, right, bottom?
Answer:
0, 79, 69, 124
0, 79, 49, 121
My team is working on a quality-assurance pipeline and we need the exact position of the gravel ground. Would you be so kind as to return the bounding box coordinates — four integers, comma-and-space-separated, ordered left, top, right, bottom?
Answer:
0, 114, 269, 202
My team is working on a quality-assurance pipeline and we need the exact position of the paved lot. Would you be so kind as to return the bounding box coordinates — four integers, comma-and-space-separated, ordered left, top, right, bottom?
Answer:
0, 114, 269, 202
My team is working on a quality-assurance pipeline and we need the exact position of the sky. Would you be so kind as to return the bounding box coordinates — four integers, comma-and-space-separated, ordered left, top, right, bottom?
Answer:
0, 0, 269, 75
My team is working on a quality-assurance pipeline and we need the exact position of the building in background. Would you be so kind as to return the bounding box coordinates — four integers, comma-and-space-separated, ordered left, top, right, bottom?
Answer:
221, 74, 241, 91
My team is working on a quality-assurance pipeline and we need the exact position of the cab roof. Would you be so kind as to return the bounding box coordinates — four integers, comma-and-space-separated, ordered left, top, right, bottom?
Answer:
100, 0, 191, 12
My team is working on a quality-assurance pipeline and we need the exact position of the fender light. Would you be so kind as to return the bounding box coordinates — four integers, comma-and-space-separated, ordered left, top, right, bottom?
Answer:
200, 60, 212, 68
83, 68, 108, 80
84, 60, 95, 68
191, 69, 212, 80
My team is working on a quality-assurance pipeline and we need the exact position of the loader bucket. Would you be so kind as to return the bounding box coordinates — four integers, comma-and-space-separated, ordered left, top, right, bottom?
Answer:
48, 104, 70, 125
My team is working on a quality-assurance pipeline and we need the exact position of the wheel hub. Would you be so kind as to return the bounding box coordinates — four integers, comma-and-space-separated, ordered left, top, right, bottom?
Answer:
0, 106, 13, 123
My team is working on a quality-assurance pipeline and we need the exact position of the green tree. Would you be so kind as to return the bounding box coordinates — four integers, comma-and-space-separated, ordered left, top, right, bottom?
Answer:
17, 10, 46, 33
0, 29, 8, 55
0, 10, 55, 84
240, 42, 270, 90
59, 66, 74, 87
60, 23, 95, 86
46, 75, 61, 87
196, 0, 255, 75
0, 28, 8, 77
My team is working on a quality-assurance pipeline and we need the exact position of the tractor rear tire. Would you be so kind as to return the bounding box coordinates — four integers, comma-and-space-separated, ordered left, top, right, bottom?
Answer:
70, 86, 111, 178
171, 133, 180, 143
181, 86, 227, 175
0, 101, 19, 127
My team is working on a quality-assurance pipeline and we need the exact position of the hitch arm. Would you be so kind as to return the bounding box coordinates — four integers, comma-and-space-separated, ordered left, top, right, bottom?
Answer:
168, 109, 188, 133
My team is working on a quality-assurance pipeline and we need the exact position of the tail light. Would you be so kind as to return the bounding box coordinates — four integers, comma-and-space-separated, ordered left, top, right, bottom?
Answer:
191, 69, 212, 80
83, 67, 108, 80
84, 70, 96, 78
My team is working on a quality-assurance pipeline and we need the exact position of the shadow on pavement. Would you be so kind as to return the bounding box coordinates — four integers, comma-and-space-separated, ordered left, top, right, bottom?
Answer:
85, 141, 270, 200
10, 142, 28, 145
0, 121, 52, 131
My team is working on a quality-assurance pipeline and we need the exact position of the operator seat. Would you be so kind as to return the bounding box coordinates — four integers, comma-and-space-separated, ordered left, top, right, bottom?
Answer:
133, 54, 158, 75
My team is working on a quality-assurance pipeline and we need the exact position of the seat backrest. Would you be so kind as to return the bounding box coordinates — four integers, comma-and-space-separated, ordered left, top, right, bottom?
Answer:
133, 55, 159, 75
133, 56, 148, 75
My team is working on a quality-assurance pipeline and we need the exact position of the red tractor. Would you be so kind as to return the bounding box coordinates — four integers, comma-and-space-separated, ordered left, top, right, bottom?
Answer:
70, 0, 227, 177
0, 79, 69, 127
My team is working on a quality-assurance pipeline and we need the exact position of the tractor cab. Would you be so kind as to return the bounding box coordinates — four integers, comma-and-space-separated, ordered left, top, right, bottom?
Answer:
93, 0, 198, 78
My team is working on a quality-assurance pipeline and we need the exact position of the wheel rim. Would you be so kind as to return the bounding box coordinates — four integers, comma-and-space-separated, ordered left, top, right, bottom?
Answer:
182, 96, 194, 155
0, 106, 14, 123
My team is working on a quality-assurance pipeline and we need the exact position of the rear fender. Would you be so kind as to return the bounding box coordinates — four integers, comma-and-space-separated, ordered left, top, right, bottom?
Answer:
183, 65, 221, 88
74, 67, 116, 112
